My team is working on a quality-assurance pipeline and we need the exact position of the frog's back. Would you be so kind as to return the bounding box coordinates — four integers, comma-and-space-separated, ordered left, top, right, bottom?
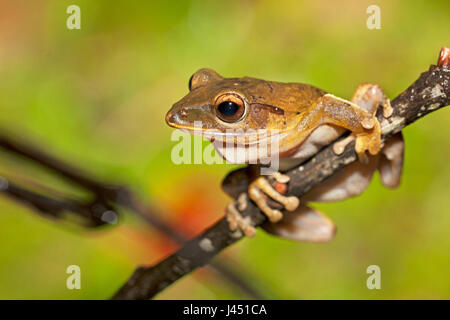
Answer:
271, 81, 328, 112
240, 77, 327, 113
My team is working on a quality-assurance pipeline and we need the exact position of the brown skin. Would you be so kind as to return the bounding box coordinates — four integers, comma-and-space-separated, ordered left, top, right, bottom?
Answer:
166, 68, 381, 159
166, 68, 386, 238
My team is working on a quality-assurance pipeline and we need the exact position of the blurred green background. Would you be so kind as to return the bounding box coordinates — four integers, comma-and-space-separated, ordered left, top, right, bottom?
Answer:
0, 0, 448, 299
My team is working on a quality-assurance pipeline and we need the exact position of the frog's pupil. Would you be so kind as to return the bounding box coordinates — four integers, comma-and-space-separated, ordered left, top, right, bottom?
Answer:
218, 101, 238, 116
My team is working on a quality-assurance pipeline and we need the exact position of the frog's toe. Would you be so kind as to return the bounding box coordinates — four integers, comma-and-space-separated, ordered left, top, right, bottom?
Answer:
284, 196, 300, 211
383, 99, 393, 118
333, 135, 355, 155
249, 184, 284, 222
226, 202, 256, 237
368, 133, 381, 155
252, 176, 299, 212
271, 171, 290, 184
355, 120, 382, 162
361, 117, 375, 129
351, 83, 392, 119
356, 150, 369, 164
248, 175, 300, 224
355, 135, 370, 163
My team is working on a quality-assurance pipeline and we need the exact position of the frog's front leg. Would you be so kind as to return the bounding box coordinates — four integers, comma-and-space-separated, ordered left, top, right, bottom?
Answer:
314, 93, 383, 162
333, 83, 392, 161
225, 171, 300, 237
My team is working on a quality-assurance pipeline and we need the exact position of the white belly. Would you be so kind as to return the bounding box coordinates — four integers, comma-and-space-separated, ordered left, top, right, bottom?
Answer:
279, 124, 346, 171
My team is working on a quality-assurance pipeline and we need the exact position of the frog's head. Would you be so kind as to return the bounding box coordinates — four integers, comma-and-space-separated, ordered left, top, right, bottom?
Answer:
166, 68, 301, 146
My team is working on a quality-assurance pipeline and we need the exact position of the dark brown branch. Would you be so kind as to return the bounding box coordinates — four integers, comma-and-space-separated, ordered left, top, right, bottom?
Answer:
121, 196, 267, 299
112, 51, 450, 300
0, 177, 114, 227
0, 130, 265, 298
0, 135, 118, 196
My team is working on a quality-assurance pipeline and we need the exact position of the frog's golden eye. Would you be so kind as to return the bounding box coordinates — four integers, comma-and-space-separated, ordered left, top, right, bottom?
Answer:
215, 94, 246, 123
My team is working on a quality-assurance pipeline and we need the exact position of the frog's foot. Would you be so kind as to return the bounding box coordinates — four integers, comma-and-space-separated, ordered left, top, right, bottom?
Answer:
226, 200, 256, 237
382, 99, 393, 118
271, 171, 290, 184
333, 135, 355, 155
354, 119, 381, 163
352, 83, 393, 118
345, 83, 388, 162
248, 174, 300, 224
332, 121, 381, 163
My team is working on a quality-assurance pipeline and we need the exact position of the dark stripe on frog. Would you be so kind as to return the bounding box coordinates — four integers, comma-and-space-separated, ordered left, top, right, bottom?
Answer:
250, 103, 285, 115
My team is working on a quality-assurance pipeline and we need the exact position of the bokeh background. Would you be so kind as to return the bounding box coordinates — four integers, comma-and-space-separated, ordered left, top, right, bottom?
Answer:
0, 0, 448, 299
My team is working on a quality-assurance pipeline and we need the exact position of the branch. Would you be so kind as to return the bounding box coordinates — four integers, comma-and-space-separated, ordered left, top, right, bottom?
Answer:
122, 196, 267, 299
0, 128, 266, 298
112, 48, 450, 300
0, 178, 114, 227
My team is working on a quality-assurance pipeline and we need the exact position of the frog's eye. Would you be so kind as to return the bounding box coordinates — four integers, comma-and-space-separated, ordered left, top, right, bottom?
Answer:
215, 94, 246, 123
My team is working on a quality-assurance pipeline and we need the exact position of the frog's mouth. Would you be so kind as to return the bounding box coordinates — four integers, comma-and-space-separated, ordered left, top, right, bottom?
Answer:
178, 127, 292, 147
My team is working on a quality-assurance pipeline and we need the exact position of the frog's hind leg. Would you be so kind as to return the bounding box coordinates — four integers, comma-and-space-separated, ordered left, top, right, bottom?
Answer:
303, 134, 404, 203
378, 132, 404, 188
262, 204, 336, 242
302, 153, 379, 202
351, 83, 393, 118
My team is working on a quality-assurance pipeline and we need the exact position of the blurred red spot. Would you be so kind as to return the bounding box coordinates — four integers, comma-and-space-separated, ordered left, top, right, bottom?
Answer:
274, 181, 287, 194
169, 175, 224, 236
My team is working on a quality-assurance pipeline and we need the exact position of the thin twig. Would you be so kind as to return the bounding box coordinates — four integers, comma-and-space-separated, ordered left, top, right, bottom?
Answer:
122, 196, 267, 299
0, 127, 266, 298
112, 50, 450, 300
0, 177, 113, 227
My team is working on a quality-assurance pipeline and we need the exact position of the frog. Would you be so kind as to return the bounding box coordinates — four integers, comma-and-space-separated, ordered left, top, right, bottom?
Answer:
166, 68, 404, 242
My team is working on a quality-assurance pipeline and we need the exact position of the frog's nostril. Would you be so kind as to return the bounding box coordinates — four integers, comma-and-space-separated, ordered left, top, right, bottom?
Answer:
165, 106, 190, 127
165, 111, 176, 126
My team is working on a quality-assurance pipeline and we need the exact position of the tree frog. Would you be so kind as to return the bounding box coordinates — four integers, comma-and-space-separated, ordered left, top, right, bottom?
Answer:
166, 69, 404, 242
